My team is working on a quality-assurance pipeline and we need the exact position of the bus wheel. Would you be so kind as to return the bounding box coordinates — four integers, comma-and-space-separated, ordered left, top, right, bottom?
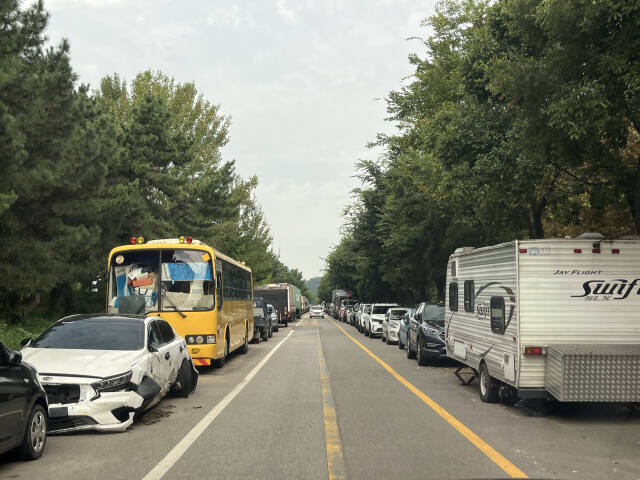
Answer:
216, 330, 231, 367
239, 324, 248, 354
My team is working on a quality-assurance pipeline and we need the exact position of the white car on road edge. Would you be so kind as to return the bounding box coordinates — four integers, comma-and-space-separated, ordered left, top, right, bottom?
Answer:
21, 314, 198, 433
381, 307, 409, 344
366, 303, 398, 337
309, 305, 324, 318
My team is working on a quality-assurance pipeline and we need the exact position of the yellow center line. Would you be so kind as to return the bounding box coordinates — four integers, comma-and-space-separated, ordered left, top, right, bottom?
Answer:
329, 319, 527, 479
318, 333, 348, 480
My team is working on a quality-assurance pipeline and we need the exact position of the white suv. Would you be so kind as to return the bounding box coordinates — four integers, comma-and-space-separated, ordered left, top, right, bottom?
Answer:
358, 304, 372, 333
366, 303, 398, 337
309, 305, 324, 319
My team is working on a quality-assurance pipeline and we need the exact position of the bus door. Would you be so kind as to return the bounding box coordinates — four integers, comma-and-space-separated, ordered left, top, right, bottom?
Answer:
215, 258, 225, 353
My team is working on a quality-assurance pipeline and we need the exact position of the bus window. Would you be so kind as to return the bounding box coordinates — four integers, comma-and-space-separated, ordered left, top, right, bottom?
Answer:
108, 250, 160, 314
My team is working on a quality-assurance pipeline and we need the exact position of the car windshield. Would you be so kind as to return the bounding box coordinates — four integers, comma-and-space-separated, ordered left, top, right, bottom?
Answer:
31, 318, 144, 350
390, 309, 408, 317
423, 305, 445, 326
311, 306, 322, 311
373, 306, 392, 314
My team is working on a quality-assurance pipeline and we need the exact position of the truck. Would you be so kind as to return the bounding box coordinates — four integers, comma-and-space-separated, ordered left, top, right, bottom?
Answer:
445, 233, 640, 404
254, 283, 297, 327
331, 289, 349, 318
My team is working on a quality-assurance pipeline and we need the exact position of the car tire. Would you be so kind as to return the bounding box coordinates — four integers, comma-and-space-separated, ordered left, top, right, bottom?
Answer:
262, 327, 269, 342
417, 340, 428, 366
398, 337, 404, 349
284, 320, 288, 327
386, 335, 390, 345
268, 324, 273, 338
365, 328, 369, 337
479, 362, 499, 403
273, 324, 279, 333
406, 338, 416, 359
20, 403, 47, 460
174, 359, 192, 398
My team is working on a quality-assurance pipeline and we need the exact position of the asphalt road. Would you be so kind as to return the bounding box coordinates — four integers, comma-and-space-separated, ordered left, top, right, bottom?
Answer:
1, 314, 639, 480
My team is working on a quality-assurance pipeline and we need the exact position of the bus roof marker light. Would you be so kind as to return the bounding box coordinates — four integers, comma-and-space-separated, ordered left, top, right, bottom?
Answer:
130, 236, 136, 244
179, 236, 185, 244
186, 236, 192, 244
136, 236, 144, 244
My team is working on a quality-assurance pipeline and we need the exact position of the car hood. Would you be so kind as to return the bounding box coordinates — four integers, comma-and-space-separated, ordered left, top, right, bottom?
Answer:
371, 314, 385, 321
22, 347, 146, 380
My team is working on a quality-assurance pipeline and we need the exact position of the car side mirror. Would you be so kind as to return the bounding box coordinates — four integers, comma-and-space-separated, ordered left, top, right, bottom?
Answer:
148, 344, 158, 353
9, 350, 22, 366
20, 337, 32, 348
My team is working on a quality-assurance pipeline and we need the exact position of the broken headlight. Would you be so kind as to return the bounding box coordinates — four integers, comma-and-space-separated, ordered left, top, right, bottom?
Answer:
91, 371, 133, 398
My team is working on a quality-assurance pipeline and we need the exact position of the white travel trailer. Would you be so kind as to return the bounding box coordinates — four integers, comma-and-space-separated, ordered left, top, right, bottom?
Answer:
445, 234, 640, 403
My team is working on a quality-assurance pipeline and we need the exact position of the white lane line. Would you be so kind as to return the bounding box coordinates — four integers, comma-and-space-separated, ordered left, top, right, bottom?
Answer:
142, 328, 296, 480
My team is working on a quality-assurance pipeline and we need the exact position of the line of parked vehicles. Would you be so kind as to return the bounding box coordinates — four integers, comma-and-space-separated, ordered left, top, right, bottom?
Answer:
328, 233, 640, 408
330, 299, 447, 367
0, 236, 310, 463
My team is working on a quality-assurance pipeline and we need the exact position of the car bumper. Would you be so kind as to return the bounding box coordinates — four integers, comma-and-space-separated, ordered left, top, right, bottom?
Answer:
370, 324, 382, 335
387, 329, 399, 341
48, 390, 145, 433
421, 343, 446, 358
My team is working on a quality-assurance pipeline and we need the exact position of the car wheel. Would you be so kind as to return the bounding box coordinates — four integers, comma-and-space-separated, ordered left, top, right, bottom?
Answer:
381, 331, 385, 342
268, 324, 273, 338
398, 336, 404, 349
262, 326, 268, 342
479, 362, 499, 403
284, 320, 288, 327
174, 359, 192, 398
386, 335, 390, 345
406, 338, 416, 359
273, 324, 279, 333
365, 327, 369, 337
20, 403, 47, 460
417, 340, 428, 366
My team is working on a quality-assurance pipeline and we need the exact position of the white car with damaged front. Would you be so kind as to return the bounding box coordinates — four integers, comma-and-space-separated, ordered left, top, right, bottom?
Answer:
366, 303, 398, 337
21, 314, 198, 433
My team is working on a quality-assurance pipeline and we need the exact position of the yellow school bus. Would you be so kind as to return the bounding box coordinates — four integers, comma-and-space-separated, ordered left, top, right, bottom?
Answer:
106, 237, 253, 367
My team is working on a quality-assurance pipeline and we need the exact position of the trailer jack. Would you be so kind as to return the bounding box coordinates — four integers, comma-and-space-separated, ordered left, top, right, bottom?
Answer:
454, 366, 477, 385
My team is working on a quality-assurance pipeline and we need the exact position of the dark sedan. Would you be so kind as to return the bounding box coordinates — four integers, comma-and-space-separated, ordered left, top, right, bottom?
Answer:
0, 341, 47, 460
406, 303, 446, 365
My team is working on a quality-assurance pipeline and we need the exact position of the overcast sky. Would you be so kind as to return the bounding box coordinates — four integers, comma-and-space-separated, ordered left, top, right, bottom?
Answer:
43, 0, 436, 279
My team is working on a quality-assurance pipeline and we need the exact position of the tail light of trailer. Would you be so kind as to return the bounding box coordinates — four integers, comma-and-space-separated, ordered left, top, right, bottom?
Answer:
574, 248, 582, 254
519, 248, 527, 254
612, 248, 620, 254
524, 346, 546, 356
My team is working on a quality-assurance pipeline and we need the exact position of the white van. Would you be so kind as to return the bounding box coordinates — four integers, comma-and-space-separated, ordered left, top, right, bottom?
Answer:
445, 234, 640, 403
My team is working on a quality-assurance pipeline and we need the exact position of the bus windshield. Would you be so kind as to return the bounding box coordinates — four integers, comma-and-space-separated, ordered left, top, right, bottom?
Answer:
108, 249, 214, 314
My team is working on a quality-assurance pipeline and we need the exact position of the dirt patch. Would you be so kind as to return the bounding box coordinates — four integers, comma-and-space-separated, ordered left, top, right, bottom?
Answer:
137, 402, 176, 426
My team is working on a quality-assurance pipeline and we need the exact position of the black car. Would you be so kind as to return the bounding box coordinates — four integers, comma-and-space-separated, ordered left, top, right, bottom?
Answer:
0, 341, 48, 459
406, 302, 446, 365
253, 297, 273, 343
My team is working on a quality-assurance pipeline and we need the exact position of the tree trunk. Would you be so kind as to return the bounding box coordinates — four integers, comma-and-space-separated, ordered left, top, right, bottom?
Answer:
529, 196, 547, 239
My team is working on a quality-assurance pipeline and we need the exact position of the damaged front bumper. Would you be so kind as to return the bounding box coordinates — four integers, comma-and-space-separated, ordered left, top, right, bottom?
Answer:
44, 376, 161, 434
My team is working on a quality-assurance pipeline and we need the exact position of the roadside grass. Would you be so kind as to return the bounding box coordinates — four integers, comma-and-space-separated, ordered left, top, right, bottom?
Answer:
0, 314, 57, 350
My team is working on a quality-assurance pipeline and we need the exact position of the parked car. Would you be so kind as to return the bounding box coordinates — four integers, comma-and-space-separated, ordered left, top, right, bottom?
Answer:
21, 314, 198, 433
0, 341, 48, 459
366, 303, 398, 337
407, 303, 446, 365
253, 297, 272, 342
397, 308, 416, 350
381, 307, 409, 344
358, 304, 372, 333
349, 303, 360, 326
266, 304, 279, 333
309, 305, 324, 319
356, 304, 370, 333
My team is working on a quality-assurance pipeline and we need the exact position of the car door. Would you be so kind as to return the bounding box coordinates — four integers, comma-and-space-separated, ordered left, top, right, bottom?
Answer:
147, 320, 171, 393
0, 343, 27, 451
158, 320, 182, 385
409, 303, 424, 350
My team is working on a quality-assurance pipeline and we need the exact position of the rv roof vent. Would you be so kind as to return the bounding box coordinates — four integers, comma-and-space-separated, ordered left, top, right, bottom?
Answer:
576, 232, 604, 240
453, 246, 474, 254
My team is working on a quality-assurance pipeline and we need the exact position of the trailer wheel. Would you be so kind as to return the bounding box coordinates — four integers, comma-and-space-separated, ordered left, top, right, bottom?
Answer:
479, 362, 499, 403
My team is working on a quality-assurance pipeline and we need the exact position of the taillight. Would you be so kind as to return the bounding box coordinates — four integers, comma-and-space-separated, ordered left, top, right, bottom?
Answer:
524, 346, 546, 355
519, 248, 527, 253
592, 248, 600, 253
612, 248, 620, 254
574, 248, 582, 254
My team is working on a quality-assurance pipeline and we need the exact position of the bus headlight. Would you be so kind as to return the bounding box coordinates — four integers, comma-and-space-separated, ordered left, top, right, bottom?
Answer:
186, 335, 216, 345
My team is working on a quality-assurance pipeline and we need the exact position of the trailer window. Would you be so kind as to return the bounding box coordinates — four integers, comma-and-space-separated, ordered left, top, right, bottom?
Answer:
448, 283, 458, 312
490, 297, 505, 334
464, 280, 475, 312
